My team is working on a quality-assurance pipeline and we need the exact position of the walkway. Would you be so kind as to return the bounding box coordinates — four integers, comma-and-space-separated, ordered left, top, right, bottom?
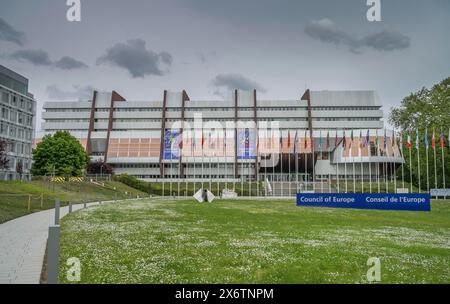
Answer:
0, 201, 100, 284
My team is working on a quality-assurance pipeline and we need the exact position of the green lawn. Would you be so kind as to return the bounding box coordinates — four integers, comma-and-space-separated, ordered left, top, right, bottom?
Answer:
0, 179, 146, 223
58, 198, 450, 283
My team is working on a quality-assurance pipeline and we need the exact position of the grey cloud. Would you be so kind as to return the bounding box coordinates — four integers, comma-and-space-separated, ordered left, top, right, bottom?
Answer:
361, 30, 411, 52
0, 18, 26, 46
211, 73, 266, 97
97, 39, 172, 78
10, 49, 88, 70
304, 18, 410, 53
46, 84, 96, 100
10, 49, 52, 66
54, 56, 88, 70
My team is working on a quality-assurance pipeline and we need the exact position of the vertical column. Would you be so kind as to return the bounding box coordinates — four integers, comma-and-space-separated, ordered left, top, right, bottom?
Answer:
159, 90, 168, 177
86, 91, 97, 155
104, 91, 126, 163
301, 89, 314, 180
234, 89, 239, 177
253, 89, 258, 180
179, 90, 190, 178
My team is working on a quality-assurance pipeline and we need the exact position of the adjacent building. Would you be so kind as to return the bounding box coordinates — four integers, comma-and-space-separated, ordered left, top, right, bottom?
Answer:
40, 89, 403, 194
0, 65, 36, 180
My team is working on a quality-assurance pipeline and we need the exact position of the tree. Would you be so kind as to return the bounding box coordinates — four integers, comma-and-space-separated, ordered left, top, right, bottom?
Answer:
87, 160, 114, 175
0, 139, 9, 170
32, 131, 89, 176
389, 77, 450, 190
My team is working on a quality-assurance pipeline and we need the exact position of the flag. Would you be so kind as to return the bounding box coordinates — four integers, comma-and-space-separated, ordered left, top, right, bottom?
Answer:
350, 130, 354, 148
318, 131, 323, 148
364, 129, 370, 147
293, 130, 298, 154
326, 131, 330, 149
424, 128, 429, 149
304, 130, 308, 149
415, 128, 419, 150
201, 131, 205, 147
440, 128, 445, 148
334, 131, 338, 148
383, 129, 387, 150
358, 130, 362, 148
406, 129, 411, 150
342, 130, 347, 148
398, 131, 403, 156
287, 130, 291, 148
391, 130, 396, 148
375, 133, 379, 155
432, 129, 436, 150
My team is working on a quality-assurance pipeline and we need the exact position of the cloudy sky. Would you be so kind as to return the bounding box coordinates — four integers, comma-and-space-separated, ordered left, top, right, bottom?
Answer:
0, 0, 449, 130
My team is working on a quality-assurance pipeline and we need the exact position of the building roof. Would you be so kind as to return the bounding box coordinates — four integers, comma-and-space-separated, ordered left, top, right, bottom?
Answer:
310, 90, 381, 107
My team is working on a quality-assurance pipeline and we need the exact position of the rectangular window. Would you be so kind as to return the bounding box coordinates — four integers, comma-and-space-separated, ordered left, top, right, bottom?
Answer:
1, 92, 8, 103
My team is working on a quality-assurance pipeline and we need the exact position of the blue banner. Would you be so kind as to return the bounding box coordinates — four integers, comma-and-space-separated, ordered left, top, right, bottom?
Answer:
163, 130, 180, 160
296, 193, 431, 211
237, 128, 256, 159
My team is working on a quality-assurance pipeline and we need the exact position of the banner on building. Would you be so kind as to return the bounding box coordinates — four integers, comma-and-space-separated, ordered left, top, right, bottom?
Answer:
163, 130, 180, 160
296, 193, 431, 211
237, 128, 256, 159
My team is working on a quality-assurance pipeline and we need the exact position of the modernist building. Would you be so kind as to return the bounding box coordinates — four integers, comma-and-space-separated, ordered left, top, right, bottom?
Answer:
0, 65, 36, 181
40, 89, 403, 194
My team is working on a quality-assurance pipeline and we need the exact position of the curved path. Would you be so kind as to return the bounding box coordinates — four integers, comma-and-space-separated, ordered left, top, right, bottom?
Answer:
0, 201, 101, 284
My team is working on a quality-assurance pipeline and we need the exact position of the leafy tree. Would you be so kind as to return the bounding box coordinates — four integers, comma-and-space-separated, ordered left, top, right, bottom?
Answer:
32, 131, 89, 176
0, 139, 9, 170
389, 77, 450, 190
87, 160, 114, 175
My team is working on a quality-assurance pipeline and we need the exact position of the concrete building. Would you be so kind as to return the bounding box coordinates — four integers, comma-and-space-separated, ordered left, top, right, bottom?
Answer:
40, 89, 403, 194
0, 65, 36, 180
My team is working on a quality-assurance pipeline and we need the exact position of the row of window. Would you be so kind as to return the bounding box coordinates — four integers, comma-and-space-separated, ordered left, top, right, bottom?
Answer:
1, 106, 34, 126
0, 122, 33, 141
44, 105, 380, 114
1, 91, 34, 113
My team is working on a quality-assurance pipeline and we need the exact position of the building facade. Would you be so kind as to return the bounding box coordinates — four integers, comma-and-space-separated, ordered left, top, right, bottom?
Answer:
0, 65, 36, 181
40, 89, 403, 193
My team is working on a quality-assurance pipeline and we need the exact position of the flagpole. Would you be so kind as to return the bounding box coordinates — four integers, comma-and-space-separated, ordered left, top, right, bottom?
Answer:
305, 131, 308, 192
272, 129, 275, 196
409, 144, 413, 194
202, 129, 204, 191
368, 129, 372, 193
441, 128, 446, 192
295, 130, 299, 194
312, 129, 316, 193
328, 131, 331, 193
193, 130, 196, 195
265, 129, 268, 196
392, 130, 397, 193
217, 134, 220, 197
320, 130, 324, 193
344, 130, 348, 193
336, 130, 340, 193
241, 130, 244, 197
376, 130, 380, 193
417, 129, 421, 193
360, 130, 363, 193
281, 130, 283, 196
352, 131, 356, 193
425, 128, 430, 193
289, 130, 292, 196
384, 129, 388, 193
400, 130, 405, 189
433, 129, 437, 196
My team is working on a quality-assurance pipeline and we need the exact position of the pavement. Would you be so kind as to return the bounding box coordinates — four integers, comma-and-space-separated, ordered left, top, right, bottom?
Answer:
0, 201, 102, 284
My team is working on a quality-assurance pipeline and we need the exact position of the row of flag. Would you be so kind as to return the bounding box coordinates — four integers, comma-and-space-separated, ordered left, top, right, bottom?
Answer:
174, 128, 450, 154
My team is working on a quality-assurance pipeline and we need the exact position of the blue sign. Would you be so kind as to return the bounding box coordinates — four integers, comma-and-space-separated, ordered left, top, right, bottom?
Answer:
237, 128, 256, 159
163, 130, 180, 160
296, 193, 431, 211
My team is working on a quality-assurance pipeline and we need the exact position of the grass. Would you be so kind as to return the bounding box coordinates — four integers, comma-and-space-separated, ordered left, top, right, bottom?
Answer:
0, 178, 146, 223
59, 198, 450, 283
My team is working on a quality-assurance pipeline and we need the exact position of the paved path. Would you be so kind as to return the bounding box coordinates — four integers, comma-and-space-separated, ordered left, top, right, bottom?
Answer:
0, 201, 102, 284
